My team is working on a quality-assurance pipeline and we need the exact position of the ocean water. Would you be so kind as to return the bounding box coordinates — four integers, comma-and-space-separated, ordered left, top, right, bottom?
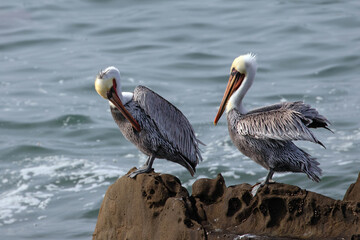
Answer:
1, 0, 359, 239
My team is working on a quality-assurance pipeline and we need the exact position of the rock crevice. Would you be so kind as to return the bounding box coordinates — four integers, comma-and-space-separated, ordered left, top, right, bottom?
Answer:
93, 170, 360, 240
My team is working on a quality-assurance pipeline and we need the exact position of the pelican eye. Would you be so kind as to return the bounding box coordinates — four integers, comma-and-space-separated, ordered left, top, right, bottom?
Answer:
231, 69, 238, 76
107, 88, 113, 99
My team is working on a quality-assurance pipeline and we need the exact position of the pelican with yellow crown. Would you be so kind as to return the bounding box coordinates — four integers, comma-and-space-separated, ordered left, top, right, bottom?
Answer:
214, 54, 331, 186
95, 66, 202, 178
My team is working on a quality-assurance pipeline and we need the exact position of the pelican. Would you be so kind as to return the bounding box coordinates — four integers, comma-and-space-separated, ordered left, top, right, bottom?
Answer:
95, 66, 202, 178
214, 54, 331, 186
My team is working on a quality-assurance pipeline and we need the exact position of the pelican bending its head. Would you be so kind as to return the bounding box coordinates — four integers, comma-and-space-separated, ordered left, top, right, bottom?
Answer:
214, 54, 331, 186
95, 66, 202, 178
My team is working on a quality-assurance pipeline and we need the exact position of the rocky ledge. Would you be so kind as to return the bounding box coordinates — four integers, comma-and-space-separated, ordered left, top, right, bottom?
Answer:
93, 169, 360, 240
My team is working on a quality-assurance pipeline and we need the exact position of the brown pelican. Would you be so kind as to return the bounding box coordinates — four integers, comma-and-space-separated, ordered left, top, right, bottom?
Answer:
214, 54, 331, 186
95, 66, 202, 178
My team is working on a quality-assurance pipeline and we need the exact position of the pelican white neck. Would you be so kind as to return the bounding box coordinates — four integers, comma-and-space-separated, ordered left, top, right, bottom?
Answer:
109, 91, 133, 108
226, 53, 257, 115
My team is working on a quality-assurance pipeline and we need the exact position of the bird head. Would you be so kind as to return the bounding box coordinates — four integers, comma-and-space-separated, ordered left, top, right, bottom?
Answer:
95, 66, 121, 100
214, 53, 257, 125
95, 66, 141, 132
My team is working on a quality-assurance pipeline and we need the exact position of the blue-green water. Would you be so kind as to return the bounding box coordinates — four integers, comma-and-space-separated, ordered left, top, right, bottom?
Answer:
1, 0, 360, 239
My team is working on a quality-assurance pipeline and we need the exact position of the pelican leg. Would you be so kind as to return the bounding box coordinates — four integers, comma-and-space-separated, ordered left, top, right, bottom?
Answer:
141, 156, 151, 168
251, 169, 275, 196
128, 155, 155, 178
262, 169, 275, 186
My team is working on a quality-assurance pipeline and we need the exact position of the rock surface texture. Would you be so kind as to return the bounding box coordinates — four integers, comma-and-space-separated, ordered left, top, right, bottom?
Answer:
344, 172, 360, 202
93, 169, 360, 240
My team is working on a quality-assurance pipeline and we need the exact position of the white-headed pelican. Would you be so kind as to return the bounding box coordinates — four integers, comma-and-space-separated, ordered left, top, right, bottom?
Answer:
214, 54, 331, 186
95, 66, 202, 178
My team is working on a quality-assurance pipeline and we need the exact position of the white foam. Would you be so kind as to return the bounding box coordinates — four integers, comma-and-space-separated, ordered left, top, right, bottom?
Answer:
221, 170, 240, 179
0, 155, 124, 225
330, 129, 360, 152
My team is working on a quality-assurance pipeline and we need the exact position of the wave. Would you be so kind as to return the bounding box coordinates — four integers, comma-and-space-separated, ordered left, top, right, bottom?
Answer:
0, 155, 123, 225
0, 114, 94, 130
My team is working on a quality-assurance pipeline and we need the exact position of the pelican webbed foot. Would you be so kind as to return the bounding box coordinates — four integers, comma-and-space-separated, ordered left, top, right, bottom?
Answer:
251, 183, 261, 196
128, 155, 155, 178
128, 167, 154, 178
251, 170, 276, 196
251, 181, 276, 196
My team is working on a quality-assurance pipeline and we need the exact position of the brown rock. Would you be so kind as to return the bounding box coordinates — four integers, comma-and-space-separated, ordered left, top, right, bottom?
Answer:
192, 174, 226, 204
94, 170, 360, 240
344, 172, 360, 202
93, 168, 206, 240
195, 181, 360, 239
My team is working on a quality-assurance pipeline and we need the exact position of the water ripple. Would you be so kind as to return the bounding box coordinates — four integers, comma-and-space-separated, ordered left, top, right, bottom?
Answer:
0, 114, 93, 129
0, 0, 359, 238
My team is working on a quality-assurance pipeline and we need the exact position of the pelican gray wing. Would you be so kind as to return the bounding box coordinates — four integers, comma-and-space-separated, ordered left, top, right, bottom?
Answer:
236, 102, 329, 147
283, 101, 331, 130
133, 85, 202, 167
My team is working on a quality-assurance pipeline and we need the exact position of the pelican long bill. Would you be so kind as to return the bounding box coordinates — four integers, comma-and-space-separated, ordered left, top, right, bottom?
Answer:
107, 85, 141, 132
214, 70, 245, 125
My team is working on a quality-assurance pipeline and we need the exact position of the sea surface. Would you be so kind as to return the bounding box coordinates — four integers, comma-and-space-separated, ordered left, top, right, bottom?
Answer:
1, 0, 359, 239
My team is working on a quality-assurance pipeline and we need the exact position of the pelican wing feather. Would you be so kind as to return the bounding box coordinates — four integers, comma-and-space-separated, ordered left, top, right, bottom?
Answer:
133, 86, 202, 165
237, 102, 329, 147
